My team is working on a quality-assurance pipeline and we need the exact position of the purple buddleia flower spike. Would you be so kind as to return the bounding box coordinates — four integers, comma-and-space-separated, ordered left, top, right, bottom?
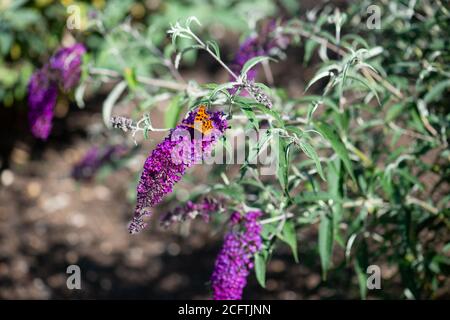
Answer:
71, 144, 128, 181
27, 43, 86, 140
128, 210, 151, 234
211, 210, 263, 300
50, 43, 86, 91
129, 107, 228, 234
27, 67, 58, 140
229, 20, 290, 94
230, 36, 264, 83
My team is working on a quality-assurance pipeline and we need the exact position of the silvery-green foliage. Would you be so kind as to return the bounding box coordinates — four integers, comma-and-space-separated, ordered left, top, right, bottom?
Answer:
75, 1, 449, 299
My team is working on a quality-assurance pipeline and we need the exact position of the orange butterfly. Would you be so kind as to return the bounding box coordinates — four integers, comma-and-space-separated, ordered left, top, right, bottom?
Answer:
186, 105, 213, 135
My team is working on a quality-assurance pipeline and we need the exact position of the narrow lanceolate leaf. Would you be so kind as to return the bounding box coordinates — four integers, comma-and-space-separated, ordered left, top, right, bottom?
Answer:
123, 67, 137, 90
254, 252, 267, 288
210, 82, 235, 99
327, 158, 343, 233
319, 212, 334, 280
281, 220, 299, 262
347, 74, 380, 105
304, 39, 319, 64
206, 40, 221, 59
314, 122, 355, 181
241, 107, 259, 131
423, 79, 450, 103
241, 56, 274, 78
354, 240, 369, 300
174, 45, 203, 69
254, 104, 284, 127
294, 192, 340, 204
385, 103, 404, 122
74, 83, 86, 108
345, 233, 358, 260
277, 138, 290, 192
304, 71, 332, 93
354, 257, 368, 300
103, 80, 127, 127
298, 140, 325, 180
165, 95, 183, 128
286, 125, 304, 138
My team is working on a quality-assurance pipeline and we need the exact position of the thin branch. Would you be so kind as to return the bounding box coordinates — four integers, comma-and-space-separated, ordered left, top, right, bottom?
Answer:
186, 30, 240, 80
89, 67, 188, 91
406, 196, 439, 215
261, 212, 294, 225
389, 122, 436, 143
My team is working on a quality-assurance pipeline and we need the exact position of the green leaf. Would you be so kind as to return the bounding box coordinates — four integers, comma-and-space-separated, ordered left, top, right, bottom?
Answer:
0, 33, 13, 55
281, 220, 299, 262
315, 122, 354, 181
423, 79, 450, 103
345, 233, 358, 260
354, 239, 369, 300
123, 67, 138, 90
354, 257, 368, 300
286, 125, 304, 137
165, 95, 183, 128
305, 70, 332, 92
327, 158, 344, 232
319, 212, 333, 279
210, 82, 235, 99
246, 129, 272, 166
304, 39, 318, 64
443, 243, 450, 253
254, 252, 267, 288
341, 34, 369, 49
75, 83, 86, 109
174, 44, 203, 68
241, 56, 274, 78
254, 104, 285, 127
385, 103, 404, 122
277, 138, 289, 192
211, 183, 245, 202
298, 140, 325, 180
206, 40, 221, 59
241, 107, 259, 131
103, 81, 127, 127
294, 95, 340, 113
346, 74, 380, 105
295, 192, 340, 204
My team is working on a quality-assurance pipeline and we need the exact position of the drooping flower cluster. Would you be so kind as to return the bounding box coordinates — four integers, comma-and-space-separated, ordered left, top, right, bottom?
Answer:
128, 108, 228, 234
211, 210, 263, 300
49, 43, 86, 92
71, 144, 128, 181
28, 43, 86, 140
243, 80, 273, 109
110, 116, 134, 132
27, 69, 58, 140
160, 198, 223, 228
230, 20, 289, 83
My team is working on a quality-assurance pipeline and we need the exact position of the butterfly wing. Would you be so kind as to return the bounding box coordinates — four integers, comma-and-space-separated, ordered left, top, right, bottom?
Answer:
187, 105, 213, 135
